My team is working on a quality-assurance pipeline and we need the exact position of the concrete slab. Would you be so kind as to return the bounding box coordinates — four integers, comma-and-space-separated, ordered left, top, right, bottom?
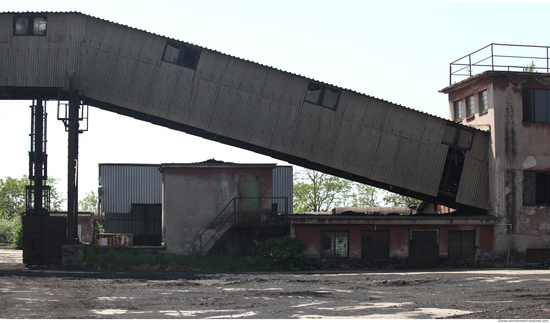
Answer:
0, 248, 22, 264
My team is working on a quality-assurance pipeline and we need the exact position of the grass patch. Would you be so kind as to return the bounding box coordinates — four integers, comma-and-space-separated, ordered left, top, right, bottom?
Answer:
84, 236, 307, 271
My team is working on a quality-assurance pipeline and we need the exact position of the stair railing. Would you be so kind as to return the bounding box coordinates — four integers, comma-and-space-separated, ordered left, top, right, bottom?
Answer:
198, 198, 238, 255
197, 196, 290, 254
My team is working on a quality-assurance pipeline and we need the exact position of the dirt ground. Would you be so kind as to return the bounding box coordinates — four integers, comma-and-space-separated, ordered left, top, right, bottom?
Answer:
1, 249, 549, 319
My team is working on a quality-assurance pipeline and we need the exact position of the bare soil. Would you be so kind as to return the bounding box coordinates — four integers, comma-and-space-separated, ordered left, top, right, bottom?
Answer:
1, 249, 549, 319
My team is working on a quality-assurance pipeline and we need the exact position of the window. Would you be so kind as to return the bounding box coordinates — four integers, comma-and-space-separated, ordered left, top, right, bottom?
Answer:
453, 100, 463, 120
466, 95, 475, 116
523, 88, 550, 123
321, 231, 348, 259
479, 90, 488, 113
523, 171, 550, 206
13, 15, 47, 36
162, 41, 201, 70
304, 82, 340, 110
441, 122, 474, 151
448, 231, 475, 258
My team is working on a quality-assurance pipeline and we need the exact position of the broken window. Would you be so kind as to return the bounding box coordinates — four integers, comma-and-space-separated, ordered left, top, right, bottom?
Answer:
13, 15, 47, 36
438, 147, 466, 200
448, 231, 475, 258
162, 41, 201, 70
321, 231, 348, 259
304, 82, 340, 110
439, 123, 474, 200
523, 171, 550, 206
523, 88, 550, 123
466, 95, 475, 116
479, 90, 488, 113
453, 100, 463, 120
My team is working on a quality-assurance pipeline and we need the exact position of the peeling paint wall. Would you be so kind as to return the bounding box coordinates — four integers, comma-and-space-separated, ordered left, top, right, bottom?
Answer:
291, 217, 495, 261
447, 72, 550, 261
160, 163, 275, 255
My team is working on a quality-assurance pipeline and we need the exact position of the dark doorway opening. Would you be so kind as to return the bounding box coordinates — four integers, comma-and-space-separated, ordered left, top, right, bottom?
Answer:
361, 230, 389, 260
409, 229, 439, 268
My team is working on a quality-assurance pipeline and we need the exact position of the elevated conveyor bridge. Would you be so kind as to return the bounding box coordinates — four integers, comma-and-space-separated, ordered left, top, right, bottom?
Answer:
0, 12, 489, 213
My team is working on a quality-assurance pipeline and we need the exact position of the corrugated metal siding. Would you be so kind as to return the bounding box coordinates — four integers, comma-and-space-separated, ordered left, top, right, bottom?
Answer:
0, 13, 83, 89
272, 166, 293, 214
99, 164, 162, 214
0, 12, 491, 210
456, 131, 491, 209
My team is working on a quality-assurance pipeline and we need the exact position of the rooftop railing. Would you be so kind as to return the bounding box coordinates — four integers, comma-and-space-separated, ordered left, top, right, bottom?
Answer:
450, 43, 550, 85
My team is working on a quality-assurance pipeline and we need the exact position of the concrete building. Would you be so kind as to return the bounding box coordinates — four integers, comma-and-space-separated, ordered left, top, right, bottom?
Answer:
96, 162, 292, 253
441, 69, 550, 264
290, 206, 495, 268
159, 161, 291, 254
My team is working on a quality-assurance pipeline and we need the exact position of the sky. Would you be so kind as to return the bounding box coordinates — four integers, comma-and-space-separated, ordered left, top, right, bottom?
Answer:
1, 0, 550, 208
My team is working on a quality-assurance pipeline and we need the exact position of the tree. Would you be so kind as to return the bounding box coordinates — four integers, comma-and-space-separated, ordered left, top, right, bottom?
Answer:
0, 176, 27, 218
79, 190, 98, 211
47, 177, 64, 212
350, 184, 379, 207
382, 192, 421, 207
294, 169, 348, 213
293, 168, 380, 213
0, 175, 64, 218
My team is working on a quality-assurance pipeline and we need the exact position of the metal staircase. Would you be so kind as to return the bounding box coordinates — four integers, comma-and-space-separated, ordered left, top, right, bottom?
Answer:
197, 196, 289, 255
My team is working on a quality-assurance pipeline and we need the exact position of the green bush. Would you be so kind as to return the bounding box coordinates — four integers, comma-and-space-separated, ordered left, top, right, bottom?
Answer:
260, 235, 307, 271
0, 217, 20, 246
82, 236, 308, 272
13, 223, 23, 249
93, 221, 105, 234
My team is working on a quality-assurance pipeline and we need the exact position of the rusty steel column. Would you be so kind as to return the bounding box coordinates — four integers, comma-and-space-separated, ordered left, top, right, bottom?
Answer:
66, 90, 80, 244
32, 95, 45, 214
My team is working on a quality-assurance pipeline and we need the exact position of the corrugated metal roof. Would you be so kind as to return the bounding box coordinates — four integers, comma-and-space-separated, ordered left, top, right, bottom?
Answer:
2, 11, 457, 122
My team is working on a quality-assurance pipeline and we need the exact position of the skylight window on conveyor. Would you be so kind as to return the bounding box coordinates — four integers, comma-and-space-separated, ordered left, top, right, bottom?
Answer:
13, 15, 47, 36
304, 82, 340, 110
162, 41, 201, 70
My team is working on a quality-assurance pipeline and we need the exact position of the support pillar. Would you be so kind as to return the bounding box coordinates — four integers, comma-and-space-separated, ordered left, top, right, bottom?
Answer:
32, 95, 45, 214
66, 91, 80, 244
23, 94, 65, 266
25, 92, 50, 216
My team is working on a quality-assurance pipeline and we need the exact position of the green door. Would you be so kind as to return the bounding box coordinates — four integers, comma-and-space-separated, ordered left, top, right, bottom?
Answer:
238, 174, 261, 225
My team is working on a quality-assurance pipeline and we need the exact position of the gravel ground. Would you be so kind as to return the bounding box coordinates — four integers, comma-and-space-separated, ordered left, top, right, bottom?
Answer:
1, 249, 549, 319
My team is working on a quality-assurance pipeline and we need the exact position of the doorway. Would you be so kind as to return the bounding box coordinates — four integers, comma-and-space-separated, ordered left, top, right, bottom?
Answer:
238, 174, 261, 225
409, 229, 439, 268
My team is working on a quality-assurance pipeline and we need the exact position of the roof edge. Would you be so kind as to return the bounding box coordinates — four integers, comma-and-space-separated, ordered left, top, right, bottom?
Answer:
440, 70, 550, 94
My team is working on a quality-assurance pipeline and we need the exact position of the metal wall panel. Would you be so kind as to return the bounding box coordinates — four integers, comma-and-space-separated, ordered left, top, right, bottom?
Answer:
268, 101, 301, 155
99, 164, 162, 214
0, 12, 491, 210
456, 130, 491, 209
0, 14, 12, 43
272, 166, 293, 214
